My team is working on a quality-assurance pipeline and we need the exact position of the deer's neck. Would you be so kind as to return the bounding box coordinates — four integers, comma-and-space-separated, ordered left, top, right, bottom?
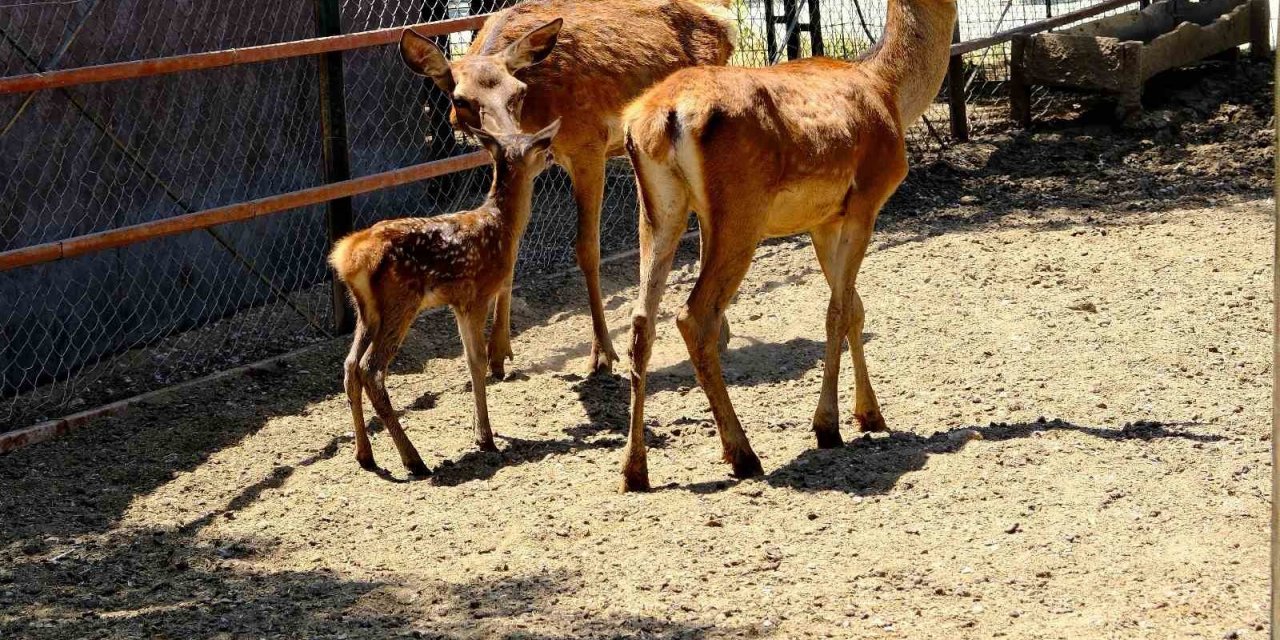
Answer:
864, 0, 957, 127
485, 166, 537, 245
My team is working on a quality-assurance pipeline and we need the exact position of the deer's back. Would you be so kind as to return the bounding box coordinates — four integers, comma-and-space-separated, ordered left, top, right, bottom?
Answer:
361, 213, 510, 305
474, 0, 736, 144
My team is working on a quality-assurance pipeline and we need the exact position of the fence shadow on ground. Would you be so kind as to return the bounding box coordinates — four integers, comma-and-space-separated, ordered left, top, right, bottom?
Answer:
0, 518, 730, 639
673, 418, 1223, 496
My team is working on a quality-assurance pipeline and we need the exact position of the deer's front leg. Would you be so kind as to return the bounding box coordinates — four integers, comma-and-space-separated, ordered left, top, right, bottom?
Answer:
564, 149, 618, 375
487, 277, 515, 380
456, 303, 498, 452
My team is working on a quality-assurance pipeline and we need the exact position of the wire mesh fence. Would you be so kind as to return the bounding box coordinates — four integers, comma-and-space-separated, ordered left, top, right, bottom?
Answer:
1, 0, 1165, 434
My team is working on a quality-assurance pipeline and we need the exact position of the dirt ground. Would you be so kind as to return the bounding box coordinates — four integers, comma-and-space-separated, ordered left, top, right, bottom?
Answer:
0, 60, 1273, 639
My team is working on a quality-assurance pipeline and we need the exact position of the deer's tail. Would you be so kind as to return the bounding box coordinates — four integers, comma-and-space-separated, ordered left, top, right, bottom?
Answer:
329, 231, 386, 323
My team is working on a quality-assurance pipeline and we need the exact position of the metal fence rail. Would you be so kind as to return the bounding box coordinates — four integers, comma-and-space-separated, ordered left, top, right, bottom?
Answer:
0, 0, 1170, 437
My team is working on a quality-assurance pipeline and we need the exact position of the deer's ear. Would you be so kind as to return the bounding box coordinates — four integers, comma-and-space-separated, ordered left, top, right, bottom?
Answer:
529, 118, 561, 153
503, 18, 562, 72
471, 127, 503, 157
400, 29, 454, 92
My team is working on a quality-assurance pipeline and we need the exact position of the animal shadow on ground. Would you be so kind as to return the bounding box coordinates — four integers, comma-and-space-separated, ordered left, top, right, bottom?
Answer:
566, 335, 839, 438
433, 334, 832, 486
745, 419, 1224, 495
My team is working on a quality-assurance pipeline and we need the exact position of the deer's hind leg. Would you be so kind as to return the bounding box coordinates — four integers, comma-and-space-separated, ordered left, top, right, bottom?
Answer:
678, 209, 765, 479
697, 225, 732, 354
360, 298, 430, 477
344, 309, 376, 470
621, 152, 688, 492
455, 301, 498, 452
487, 276, 514, 380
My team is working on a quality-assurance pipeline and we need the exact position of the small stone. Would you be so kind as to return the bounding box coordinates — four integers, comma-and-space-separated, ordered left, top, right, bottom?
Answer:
1067, 301, 1098, 313
1005, 522, 1021, 534
948, 429, 983, 442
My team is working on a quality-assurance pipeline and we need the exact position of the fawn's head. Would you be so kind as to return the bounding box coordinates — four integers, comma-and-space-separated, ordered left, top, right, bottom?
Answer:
400, 19, 562, 135
472, 119, 561, 179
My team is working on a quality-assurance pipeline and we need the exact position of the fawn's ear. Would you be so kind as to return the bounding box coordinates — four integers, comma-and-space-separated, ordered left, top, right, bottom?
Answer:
503, 18, 562, 72
400, 29, 455, 93
528, 119, 561, 154
471, 127, 503, 158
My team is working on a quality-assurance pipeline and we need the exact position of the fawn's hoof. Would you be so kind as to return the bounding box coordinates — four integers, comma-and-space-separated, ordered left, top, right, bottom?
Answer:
856, 409, 888, 433
489, 362, 506, 381
728, 449, 764, 479
815, 427, 845, 449
356, 453, 378, 472
405, 460, 433, 477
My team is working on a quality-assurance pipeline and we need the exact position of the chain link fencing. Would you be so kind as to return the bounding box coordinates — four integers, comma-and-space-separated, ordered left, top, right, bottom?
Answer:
0, 0, 1157, 434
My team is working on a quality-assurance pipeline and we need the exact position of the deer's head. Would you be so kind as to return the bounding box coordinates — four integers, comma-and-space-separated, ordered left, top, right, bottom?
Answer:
400, 19, 563, 135
471, 119, 561, 178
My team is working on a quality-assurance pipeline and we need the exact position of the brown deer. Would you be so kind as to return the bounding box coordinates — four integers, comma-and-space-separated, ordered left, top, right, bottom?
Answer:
399, 0, 737, 376
618, 0, 957, 490
329, 122, 559, 476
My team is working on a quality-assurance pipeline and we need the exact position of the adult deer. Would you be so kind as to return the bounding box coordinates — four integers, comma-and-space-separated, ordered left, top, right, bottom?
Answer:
619, 0, 957, 490
399, 0, 736, 376
330, 122, 559, 476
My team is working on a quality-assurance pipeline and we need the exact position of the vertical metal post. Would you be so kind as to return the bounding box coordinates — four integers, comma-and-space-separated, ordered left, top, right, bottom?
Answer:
765, 0, 778, 63
807, 0, 825, 57
314, 0, 354, 334
1044, 0, 1053, 19
947, 22, 969, 142
784, 0, 801, 60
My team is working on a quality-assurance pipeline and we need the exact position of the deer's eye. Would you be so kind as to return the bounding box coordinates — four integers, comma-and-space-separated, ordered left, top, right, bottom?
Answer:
452, 97, 474, 113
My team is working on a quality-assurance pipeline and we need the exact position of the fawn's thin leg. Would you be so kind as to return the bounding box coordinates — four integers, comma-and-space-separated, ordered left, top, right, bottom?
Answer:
360, 306, 430, 476
456, 302, 498, 452
564, 148, 618, 374
621, 158, 688, 492
677, 215, 763, 478
344, 317, 376, 470
488, 277, 514, 380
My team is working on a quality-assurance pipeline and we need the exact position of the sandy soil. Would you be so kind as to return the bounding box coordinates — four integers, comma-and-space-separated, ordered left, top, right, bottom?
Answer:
0, 61, 1273, 639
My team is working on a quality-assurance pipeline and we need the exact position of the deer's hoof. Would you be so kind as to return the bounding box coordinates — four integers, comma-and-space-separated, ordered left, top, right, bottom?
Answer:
489, 362, 506, 381
476, 438, 499, 453
729, 449, 764, 479
815, 427, 844, 449
855, 409, 888, 433
356, 453, 378, 472
588, 346, 617, 376
620, 468, 651, 493
405, 460, 433, 477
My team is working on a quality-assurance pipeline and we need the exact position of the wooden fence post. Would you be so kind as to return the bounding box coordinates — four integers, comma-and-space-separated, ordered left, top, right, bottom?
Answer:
947, 22, 969, 142
314, 0, 355, 334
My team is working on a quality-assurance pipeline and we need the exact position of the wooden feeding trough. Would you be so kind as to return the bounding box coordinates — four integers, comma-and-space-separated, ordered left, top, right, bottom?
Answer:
1009, 0, 1270, 124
